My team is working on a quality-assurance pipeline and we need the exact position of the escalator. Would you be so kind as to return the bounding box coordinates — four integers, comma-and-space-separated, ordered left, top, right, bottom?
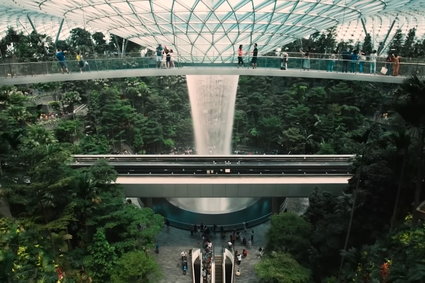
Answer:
191, 248, 234, 283
214, 254, 223, 283
193, 256, 201, 283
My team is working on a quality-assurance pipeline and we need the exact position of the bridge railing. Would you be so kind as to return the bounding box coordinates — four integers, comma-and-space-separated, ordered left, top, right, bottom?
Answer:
1, 55, 425, 78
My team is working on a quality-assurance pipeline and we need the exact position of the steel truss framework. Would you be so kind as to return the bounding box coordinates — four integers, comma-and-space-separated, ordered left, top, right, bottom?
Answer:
0, 0, 424, 61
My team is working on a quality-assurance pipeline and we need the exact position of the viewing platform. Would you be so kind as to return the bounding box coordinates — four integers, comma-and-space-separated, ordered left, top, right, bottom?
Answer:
1, 55, 422, 85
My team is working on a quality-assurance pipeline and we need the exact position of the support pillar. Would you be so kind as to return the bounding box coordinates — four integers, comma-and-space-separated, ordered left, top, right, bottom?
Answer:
55, 18, 65, 47
378, 17, 398, 55
360, 18, 368, 36
271, 197, 285, 214
141, 197, 153, 208
27, 15, 48, 56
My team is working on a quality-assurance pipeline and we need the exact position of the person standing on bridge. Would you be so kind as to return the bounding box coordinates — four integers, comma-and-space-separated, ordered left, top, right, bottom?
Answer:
358, 50, 366, 73
156, 44, 163, 68
300, 49, 310, 70
165, 48, 172, 68
251, 43, 258, 69
327, 50, 337, 72
341, 48, 351, 73
55, 49, 69, 74
76, 51, 85, 73
369, 50, 377, 74
391, 53, 401, 76
280, 49, 289, 70
237, 44, 245, 68
350, 50, 359, 73
169, 49, 175, 68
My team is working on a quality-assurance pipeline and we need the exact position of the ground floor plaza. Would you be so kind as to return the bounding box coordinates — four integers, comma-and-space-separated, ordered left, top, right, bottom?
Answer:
153, 221, 270, 283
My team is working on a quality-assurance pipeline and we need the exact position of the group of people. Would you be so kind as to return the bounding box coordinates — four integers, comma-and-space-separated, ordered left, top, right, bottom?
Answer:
340, 49, 378, 74
201, 238, 213, 282
56, 44, 401, 77
237, 43, 258, 69
236, 44, 403, 76
384, 53, 402, 76
155, 44, 175, 69
332, 49, 401, 75
185, 223, 259, 279
55, 49, 89, 74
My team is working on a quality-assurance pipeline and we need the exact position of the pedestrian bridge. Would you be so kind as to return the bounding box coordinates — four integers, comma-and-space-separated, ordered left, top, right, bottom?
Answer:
71, 154, 355, 197
1, 55, 421, 85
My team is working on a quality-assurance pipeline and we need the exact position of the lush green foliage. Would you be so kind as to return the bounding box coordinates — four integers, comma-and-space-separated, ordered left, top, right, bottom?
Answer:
255, 251, 311, 283
2, 25, 425, 282
111, 250, 161, 283
0, 27, 139, 62
234, 77, 387, 154
0, 86, 164, 282
257, 74, 425, 281
339, 217, 425, 282
266, 212, 312, 265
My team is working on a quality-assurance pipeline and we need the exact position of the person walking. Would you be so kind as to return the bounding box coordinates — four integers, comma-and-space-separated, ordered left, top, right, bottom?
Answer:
55, 49, 69, 74
237, 45, 245, 68
251, 43, 258, 69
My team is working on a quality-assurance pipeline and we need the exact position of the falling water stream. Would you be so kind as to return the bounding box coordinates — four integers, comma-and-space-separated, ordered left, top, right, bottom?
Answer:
167, 75, 257, 214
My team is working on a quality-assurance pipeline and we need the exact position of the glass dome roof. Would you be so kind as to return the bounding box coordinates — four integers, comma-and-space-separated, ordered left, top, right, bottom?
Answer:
1, 0, 424, 61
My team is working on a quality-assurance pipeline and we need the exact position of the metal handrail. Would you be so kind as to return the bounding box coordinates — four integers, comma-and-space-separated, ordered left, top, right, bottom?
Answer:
3, 51, 425, 62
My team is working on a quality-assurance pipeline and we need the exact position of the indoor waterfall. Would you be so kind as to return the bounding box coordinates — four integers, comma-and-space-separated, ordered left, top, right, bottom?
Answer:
167, 75, 257, 214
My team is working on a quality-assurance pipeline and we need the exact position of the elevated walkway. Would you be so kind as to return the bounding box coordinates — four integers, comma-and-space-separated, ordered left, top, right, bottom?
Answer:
0, 67, 408, 85
1, 56, 421, 85
71, 154, 354, 197
119, 175, 350, 198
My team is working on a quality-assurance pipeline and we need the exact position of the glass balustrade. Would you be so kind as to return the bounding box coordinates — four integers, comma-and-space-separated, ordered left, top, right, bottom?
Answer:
1, 55, 424, 78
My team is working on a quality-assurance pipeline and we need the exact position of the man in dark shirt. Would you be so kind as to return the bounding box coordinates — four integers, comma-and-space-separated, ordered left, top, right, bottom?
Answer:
156, 44, 163, 68
251, 43, 258, 69
341, 49, 351, 73
55, 49, 69, 74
